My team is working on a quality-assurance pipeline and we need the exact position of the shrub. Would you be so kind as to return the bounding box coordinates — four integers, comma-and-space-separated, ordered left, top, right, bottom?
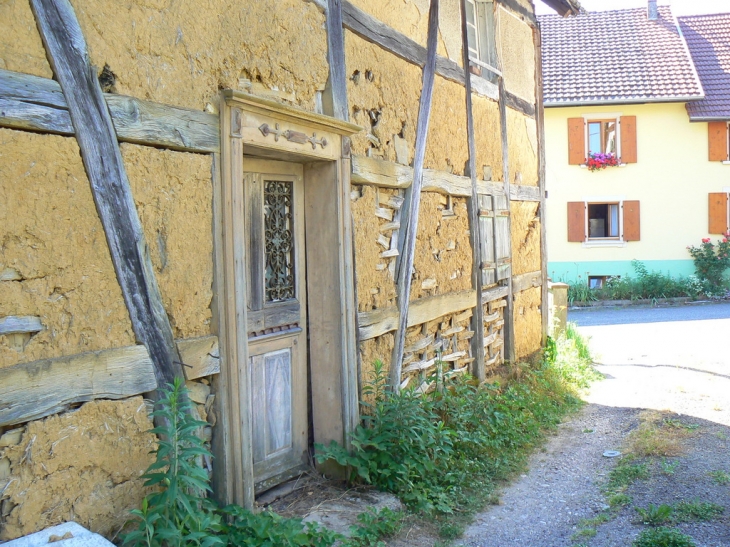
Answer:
687, 236, 730, 291
316, 327, 596, 514
633, 527, 696, 547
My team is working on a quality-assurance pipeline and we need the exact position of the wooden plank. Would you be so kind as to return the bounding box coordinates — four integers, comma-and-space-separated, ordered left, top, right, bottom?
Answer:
509, 184, 541, 202
505, 92, 536, 119
358, 289, 477, 340
389, 0, 440, 390
0, 316, 43, 335
482, 284, 509, 303
0, 336, 218, 427
498, 78, 515, 362
0, 69, 219, 153
341, 1, 499, 102
460, 0, 485, 381
30, 0, 185, 389
512, 270, 542, 294
324, 0, 349, 121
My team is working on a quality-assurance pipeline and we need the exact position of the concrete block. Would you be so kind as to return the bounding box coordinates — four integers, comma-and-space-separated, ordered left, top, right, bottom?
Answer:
3, 522, 114, 547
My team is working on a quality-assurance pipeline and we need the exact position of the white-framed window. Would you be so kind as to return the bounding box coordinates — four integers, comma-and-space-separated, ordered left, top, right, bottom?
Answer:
587, 119, 618, 156
568, 115, 637, 165
465, 0, 498, 74
567, 199, 640, 244
587, 202, 620, 239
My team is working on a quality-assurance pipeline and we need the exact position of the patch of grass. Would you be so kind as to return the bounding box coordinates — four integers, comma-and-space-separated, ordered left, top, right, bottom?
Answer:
633, 527, 696, 547
673, 500, 724, 523
663, 418, 699, 431
571, 527, 597, 540
605, 456, 649, 493
660, 459, 679, 475
345, 507, 403, 547
635, 504, 673, 526
627, 411, 692, 458
608, 493, 632, 508
709, 470, 730, 485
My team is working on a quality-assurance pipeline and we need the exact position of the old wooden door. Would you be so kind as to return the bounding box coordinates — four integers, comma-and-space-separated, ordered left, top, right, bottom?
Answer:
243, 158, 308, 492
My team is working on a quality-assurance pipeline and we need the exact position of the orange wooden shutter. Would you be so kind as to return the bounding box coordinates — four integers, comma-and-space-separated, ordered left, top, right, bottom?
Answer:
708, 193, 729, 234
567, 202, 586, 242
623, 200, 640, 241
567, 118, 585, 165
708, 122, 729, 161
620, 116, 637, 163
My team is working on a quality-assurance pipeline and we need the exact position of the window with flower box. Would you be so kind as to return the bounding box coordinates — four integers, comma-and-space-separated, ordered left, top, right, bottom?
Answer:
567, 200, 640, 243
567, 116, 637, 166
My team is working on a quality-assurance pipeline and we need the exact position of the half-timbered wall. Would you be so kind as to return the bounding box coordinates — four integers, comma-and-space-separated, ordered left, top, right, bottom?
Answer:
0, 0, 547, 539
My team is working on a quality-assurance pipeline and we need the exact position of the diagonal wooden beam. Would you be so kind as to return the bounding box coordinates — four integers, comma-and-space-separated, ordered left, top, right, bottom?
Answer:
459, 0, 486, 382
30, 0, 184, 391
388, 0, 439, 391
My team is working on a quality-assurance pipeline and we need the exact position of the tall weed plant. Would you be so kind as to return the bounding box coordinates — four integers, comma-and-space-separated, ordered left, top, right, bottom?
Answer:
316, 325, 596, 515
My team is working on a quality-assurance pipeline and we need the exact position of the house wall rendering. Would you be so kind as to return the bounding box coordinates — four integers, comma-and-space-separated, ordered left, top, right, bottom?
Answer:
545, 101, 730, 283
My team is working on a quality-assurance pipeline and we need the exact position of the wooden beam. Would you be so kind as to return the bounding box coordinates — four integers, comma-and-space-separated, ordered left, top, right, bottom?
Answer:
506, 92, 536, 119
0, 69, 219, 153
459, 0, 485, 381
482, 285, 509, 303
0, 316, 43, 335
30, 0, 184, 390
341, 1, 499, 102
0, 336, 219, 427
534, 26, 550, 344
498, 78, 515, 362
351, 155, 539, 200
359, 289, 477, 341
512, 270, 542, 294
389, 0, 439, 391
324, 0, 349, 121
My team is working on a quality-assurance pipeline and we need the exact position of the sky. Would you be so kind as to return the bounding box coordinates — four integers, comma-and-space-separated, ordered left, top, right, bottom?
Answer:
535, 0, 730, 16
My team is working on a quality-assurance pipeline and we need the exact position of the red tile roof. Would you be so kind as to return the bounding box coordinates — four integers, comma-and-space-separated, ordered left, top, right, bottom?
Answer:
679, 13, 730, 121
539, 6, 704, 106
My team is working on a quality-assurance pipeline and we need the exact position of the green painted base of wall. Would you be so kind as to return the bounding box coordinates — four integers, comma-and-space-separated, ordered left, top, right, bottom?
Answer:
548, 260, 696, 283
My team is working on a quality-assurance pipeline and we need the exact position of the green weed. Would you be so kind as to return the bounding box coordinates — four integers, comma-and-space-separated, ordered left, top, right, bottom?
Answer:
635, 504, 673, 526
709, 470, 730, 485
344, 507, 402, 547
672, 500, 724, 522
608, 493, 632, 508
660, 459, 679, 475
605, 457, 649, 493
633, 527, 696, 547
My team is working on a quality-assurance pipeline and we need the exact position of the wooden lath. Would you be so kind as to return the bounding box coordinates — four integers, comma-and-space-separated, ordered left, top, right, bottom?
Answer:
388, 0, 440, 391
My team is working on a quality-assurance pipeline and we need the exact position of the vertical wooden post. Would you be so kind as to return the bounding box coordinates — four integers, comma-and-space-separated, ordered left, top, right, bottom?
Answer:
30, 0, 184, 389
459, 0, 486, 381
534, 25, 549, 344
324, 0, 349, 121
498, 78, 515, 362
389, 0, 440, 391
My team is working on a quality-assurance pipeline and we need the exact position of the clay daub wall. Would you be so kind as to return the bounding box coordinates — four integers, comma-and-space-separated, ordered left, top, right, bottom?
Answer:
0, 0, 545, 538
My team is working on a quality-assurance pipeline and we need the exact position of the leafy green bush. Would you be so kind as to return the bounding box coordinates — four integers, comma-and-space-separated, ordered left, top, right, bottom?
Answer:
124, 379, 340, 547
633, 527, 696, 547
316, 327, 596, 515
687, 237, 730, 290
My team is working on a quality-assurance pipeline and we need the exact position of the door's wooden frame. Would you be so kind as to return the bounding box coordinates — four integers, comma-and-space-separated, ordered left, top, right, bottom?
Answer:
216, 91, 360, 508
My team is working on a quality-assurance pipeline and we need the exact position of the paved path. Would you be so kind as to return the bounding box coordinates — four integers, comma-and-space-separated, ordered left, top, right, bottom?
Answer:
463, 302, 730, 547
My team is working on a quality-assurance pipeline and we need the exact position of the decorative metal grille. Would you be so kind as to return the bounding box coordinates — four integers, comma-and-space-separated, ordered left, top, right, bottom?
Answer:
264, 180, 295, 302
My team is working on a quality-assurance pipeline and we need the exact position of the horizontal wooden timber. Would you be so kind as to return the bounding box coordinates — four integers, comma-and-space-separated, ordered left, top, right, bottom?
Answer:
511, 270, 543, 294
482, 284, 509, 303
358, 289, 477, 340
0, 335, 219, 427
0, 69, 219, 153
0, 316, 43, 335
351, 155, 541, 201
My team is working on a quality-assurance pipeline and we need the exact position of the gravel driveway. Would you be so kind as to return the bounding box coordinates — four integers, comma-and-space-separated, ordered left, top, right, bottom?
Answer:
462, 303, 730, 547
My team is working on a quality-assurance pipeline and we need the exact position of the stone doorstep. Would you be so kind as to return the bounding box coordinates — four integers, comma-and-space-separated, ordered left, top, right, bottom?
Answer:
302, 490, 402, 538
3, 522, 114, 547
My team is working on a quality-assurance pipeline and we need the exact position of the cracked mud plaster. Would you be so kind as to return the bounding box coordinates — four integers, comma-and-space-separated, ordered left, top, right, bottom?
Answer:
347, 0, 462, 62
497, 6, 536, 104
346, 32, 501, 178
123, 144, 213, 339
511, 201, 541, 276
0, 397, 156, 541
351, 186, 472, 312
0, 130, 136, 368
514, 286, 541, 360
508, 109, 539, 186
0, 0, 329, 111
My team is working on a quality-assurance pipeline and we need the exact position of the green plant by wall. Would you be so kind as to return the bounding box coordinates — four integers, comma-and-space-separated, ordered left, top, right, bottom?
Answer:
316, 326, 596, 516
687, 237, 730, 292
124, 379, 342, 547
633, 527, 696, 547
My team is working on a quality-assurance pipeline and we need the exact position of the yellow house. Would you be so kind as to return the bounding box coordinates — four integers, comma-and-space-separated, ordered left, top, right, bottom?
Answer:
539, 3, 730, 287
